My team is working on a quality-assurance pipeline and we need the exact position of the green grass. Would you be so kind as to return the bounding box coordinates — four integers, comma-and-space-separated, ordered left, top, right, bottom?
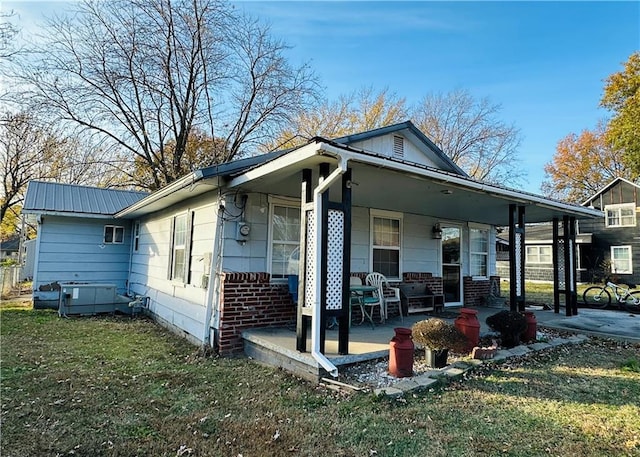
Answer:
1, 307, 639, 456
502, 280, 596, 306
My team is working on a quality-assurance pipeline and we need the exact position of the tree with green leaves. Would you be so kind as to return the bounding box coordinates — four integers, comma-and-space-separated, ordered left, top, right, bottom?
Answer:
13, 0, 318, 191
601, 52, 640, 175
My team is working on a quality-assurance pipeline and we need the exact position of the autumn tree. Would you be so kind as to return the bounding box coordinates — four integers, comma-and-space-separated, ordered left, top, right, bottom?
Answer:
14, 0, 318, 191
411, 89, 523, 185
541, 123, 629, 203
267, 87, 408, 150
600, 52, 640, 174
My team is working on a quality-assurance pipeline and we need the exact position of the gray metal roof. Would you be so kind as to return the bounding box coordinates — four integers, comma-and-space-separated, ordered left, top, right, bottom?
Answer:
23, 181, 148, 217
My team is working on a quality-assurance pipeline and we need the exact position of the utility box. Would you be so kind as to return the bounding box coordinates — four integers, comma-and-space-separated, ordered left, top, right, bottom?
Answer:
59, 283, 120, 316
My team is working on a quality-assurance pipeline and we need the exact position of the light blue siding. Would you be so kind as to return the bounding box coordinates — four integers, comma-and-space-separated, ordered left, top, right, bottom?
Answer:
34, 216, 133, 294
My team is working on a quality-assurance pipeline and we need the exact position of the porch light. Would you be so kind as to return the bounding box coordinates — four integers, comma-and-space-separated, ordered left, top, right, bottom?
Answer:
432, 223, 443, 239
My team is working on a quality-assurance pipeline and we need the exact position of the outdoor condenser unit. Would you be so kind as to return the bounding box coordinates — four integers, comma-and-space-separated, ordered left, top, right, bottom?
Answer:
58, 283, 130, 316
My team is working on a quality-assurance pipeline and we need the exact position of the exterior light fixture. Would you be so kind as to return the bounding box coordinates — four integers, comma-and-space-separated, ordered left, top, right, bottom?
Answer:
432, 223, 443, 239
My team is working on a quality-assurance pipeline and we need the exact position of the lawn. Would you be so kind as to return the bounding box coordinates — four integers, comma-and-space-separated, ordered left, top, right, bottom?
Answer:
1, 300, 639, 457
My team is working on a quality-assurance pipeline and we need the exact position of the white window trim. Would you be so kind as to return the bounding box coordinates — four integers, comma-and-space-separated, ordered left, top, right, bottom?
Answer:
369, 209, 403, 280
526, 245, 553, 265
133, 221, 140, 252
169, 212, 192, 284
611, 245, 633, 274
104, 225, 125, 244
267, 197, 301, 282
605, 203, 636, 228
469, 225, 490, 279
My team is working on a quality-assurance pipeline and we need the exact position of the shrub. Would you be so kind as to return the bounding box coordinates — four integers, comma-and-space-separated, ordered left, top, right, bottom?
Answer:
411, 318, 468, 352
485, 310, 527, 335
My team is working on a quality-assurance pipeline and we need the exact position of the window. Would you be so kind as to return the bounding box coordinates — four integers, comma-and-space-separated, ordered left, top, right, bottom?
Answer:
605, 203, 636, 227
133, 221, 140, 252
526, 246, 552, 265
469, 228, 489, 277
104, 225, 124, 244
371, 210, 402, 279
270, 204, 300, 279
170, 214, 188, 282
611, 246, 632, 274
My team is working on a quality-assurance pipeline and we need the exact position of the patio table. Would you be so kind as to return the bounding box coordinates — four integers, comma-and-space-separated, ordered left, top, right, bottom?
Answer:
350, 284, 379, 328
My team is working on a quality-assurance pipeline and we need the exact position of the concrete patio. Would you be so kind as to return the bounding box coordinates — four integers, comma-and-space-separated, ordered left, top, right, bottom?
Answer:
243, 305, 640, 381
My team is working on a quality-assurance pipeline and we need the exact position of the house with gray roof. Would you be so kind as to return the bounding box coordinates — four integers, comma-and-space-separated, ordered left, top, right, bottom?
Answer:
22, 121, 602, 378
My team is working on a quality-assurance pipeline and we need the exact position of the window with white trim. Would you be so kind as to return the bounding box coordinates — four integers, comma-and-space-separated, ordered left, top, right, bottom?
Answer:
133, 221, 140, 252
469, 227, 489, 277
370, 210, 402, 279
170, 214, 188, 282
270, 203, 300, 279
611, 246, 632, 274
605, 203, 636, 227
526, 245, 552, 265
104, 225, 124, 244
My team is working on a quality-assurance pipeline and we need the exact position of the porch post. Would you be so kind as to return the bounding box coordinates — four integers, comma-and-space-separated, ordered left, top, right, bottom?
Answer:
508, 204, 526, 312
296, 168, 313, 352
552, 218, 561, 313
564, 215, 578, 316
338, 169, 352, 355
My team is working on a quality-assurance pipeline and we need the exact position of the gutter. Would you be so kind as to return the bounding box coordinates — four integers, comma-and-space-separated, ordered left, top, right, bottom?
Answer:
115, 170, 205, 218
310, 156, 349, 378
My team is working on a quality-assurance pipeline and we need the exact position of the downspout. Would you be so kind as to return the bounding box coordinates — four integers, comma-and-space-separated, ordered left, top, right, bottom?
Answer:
311, 156, 348, 377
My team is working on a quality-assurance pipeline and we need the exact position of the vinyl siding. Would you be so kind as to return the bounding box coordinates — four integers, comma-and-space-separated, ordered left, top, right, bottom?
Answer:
34, 216, 132, 293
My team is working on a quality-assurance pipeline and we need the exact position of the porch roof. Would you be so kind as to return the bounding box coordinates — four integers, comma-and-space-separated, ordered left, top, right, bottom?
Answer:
116, 138, 603, 225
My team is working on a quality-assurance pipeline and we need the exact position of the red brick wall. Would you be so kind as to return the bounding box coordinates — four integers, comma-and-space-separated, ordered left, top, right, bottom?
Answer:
463, 275, 501, 306
218, 272, 296, 355
401, 272, 443, 294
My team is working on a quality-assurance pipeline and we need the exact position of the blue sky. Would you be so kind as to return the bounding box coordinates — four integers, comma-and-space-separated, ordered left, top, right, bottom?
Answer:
5, 1, 639, 194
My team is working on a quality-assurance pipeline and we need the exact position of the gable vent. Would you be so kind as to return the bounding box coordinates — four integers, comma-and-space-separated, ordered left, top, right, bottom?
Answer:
393, 135, 404, 157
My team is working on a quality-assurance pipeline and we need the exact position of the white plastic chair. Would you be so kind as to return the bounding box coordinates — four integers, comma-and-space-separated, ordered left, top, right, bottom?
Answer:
365, 272, 403, 323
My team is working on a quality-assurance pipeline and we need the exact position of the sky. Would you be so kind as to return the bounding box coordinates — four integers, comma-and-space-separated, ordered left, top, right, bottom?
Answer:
4, 1, 640, 194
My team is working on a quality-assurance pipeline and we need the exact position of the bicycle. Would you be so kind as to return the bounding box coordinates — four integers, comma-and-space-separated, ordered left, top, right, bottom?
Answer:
582, 278, 640, 314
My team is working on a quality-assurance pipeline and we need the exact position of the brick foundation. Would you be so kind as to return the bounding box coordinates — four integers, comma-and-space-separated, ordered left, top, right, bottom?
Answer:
463, 275, 501, 306
219, 272, 296, 355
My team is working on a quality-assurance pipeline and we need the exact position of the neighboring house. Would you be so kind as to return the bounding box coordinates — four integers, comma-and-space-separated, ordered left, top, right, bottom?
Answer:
496, 223, 593, 283
22, 121, 601, 369
581, 177, 640, 284
0, 236, 20, 262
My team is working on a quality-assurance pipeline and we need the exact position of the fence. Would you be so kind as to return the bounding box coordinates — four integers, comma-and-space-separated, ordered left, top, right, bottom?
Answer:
1, 265, 23, 298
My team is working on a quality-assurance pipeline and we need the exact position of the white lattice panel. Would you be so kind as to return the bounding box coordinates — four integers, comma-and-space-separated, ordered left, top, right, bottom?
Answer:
304, 210, 316, 308
568, 240, 575, 290
557, 240, 565, 287
326, 209, 344, 310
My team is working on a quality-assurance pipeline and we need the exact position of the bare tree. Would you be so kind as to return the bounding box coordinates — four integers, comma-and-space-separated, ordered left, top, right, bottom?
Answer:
0, 10, 18, 60
14, 0, 318, 190
411, 89, 524, 185
267, 87, 408, 150
0, 112, 116, 229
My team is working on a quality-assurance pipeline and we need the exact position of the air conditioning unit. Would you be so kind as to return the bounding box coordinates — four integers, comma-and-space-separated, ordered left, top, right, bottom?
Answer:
59, 283, 122, 316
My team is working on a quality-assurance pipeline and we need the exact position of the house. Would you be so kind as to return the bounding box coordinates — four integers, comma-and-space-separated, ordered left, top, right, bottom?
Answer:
497, 177, 639, 285
581, 177, 640, 284
22, 121, 602, 377
0, 236, 20, 262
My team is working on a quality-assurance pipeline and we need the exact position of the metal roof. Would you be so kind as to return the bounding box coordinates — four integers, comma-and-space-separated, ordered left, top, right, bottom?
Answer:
23, 181, 148, 217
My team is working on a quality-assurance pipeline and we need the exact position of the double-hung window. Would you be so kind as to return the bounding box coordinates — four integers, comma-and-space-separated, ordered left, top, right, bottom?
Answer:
104, 225, 124, 244
270, 203, 300, 279
170, 214, 188, 282
526, 246, 552, 265
605, 203, 636, 227
469, 227, 489, 277
370, 210, 402, 279
611, 246, 632, 274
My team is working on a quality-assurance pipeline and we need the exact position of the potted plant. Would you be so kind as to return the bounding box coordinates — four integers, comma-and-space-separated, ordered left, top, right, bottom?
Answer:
411, 318, 468, 368
485, 310, 527, 348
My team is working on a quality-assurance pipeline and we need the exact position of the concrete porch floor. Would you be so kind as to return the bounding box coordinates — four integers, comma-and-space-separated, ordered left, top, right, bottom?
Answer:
242, 305, 640, 381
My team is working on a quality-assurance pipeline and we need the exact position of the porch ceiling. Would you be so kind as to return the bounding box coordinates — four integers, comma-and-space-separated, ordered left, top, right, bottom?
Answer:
230, 155, 602, 226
